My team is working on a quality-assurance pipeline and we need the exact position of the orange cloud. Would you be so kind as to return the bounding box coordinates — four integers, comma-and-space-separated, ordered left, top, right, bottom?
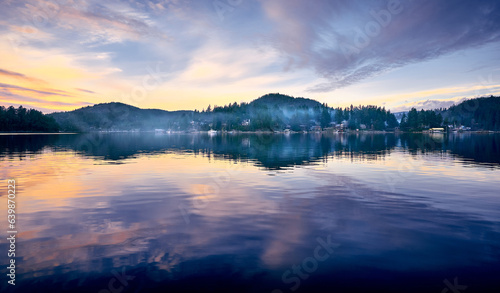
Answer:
0, 68, 46, 84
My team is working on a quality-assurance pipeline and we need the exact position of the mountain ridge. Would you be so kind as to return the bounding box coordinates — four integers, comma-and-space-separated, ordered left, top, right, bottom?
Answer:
48, 93, 332, 132
3, 93, 498, 132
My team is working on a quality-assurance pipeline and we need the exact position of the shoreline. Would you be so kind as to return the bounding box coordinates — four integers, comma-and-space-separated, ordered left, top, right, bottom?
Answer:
1, 130, 499, 135
0, 132, 78, 135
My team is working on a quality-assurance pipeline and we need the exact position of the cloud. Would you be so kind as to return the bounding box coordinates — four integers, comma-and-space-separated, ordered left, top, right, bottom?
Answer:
59, 4, 168, 45
377, 83, 500, 111
0, 68, 46, 83
390, 98, 464, 112
1, 0, 499, 112
0, 89, 92, 112
0, 82, 72, 97
3, 0, 168, 47
259, 0, 500, 92
0, 69, 25, 78
75, 88, 96, 94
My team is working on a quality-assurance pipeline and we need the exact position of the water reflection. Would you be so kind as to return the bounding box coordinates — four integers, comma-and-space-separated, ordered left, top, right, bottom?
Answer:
1, 132, 499, 168
0, 133, 499, 292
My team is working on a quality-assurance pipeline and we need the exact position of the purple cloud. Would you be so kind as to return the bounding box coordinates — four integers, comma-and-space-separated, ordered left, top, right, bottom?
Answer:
0, 68, 46, 83
75, 88, 96, 94
0, 82, 73, 97
259, 0, 500, 92
0, 89, 92, 107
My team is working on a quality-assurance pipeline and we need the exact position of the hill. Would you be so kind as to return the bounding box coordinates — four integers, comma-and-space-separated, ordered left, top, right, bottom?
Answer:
49, 102, 192, 132
49, 93, 335, 132
19, 93, 500, 133
249, 93, 323, 108
442, 96, 500, 130
398, 96, 500, 131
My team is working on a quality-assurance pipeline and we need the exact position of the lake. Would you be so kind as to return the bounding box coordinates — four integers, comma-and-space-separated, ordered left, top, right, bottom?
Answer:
1, 132, 499, 292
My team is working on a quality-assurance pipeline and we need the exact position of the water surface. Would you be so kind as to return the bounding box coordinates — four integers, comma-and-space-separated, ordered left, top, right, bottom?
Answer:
1, 133, 499, 292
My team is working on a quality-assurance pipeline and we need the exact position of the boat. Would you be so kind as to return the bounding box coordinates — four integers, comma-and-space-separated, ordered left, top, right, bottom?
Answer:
429, 128, 445, 133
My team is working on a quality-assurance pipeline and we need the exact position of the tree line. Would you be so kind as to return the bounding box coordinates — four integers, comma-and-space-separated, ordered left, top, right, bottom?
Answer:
193, 94, 398, 131
333, 105, 398, 130
399, 108, 443, 131
443, 96, 500, 130
0, 105, 59, 132
397, 96, 500, 131
2, 95, 499, 132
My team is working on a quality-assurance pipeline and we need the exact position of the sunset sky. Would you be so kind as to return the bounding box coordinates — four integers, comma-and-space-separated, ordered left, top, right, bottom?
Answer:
1, 0, 500, 113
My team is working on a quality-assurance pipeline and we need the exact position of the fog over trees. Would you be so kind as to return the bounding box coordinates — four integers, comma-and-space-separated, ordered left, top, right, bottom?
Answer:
47, 93, 400, 132
2, 94, 499, 132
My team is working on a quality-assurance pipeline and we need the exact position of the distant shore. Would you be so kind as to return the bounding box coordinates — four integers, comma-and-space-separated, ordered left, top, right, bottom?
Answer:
1, 130, 499, 135
0, 132, 77, 135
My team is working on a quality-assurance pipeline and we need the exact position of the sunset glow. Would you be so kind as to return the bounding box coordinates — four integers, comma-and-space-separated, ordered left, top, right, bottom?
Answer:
1, 0, 499, 113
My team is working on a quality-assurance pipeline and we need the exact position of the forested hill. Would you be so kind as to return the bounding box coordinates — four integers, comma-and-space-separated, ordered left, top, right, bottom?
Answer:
399, 96, 500, 131
48, 94, 329, 132
46, 93, 398, 132
49, 102, 191, 132
443, 96, 500, 130
249, 93, 322, 108
3, 94, 498, 133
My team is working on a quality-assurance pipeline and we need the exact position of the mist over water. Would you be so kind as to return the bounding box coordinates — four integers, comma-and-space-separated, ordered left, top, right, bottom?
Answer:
1, 133, 499, 292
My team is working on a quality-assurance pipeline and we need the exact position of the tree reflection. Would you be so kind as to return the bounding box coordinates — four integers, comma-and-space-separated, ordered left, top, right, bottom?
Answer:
1, 133, 499, 168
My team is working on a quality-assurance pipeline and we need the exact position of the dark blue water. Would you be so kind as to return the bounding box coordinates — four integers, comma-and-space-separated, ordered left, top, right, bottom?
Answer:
1, 133, 499, 292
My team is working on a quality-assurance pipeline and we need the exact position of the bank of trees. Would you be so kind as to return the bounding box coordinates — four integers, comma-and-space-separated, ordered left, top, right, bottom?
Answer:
196, 94, 334, 131
0, 105, 59, 132
397, 96, 500, 131
13, 95, 496, 133
399, 108, 443, 131
197, 95, 398, 131
333, 105, 398, 130
443, 96, 500, 130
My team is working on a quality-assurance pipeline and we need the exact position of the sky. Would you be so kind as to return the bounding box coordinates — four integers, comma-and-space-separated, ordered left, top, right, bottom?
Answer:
0, 0, 500, 113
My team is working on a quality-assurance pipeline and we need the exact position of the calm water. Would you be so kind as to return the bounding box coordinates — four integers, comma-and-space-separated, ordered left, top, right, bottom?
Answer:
1, 133, 499, 292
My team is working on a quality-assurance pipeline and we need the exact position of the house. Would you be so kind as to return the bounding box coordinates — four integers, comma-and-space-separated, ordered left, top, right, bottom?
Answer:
310, 125, 322, 132
429, 128, 444, 132
333, 123, 344, 130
